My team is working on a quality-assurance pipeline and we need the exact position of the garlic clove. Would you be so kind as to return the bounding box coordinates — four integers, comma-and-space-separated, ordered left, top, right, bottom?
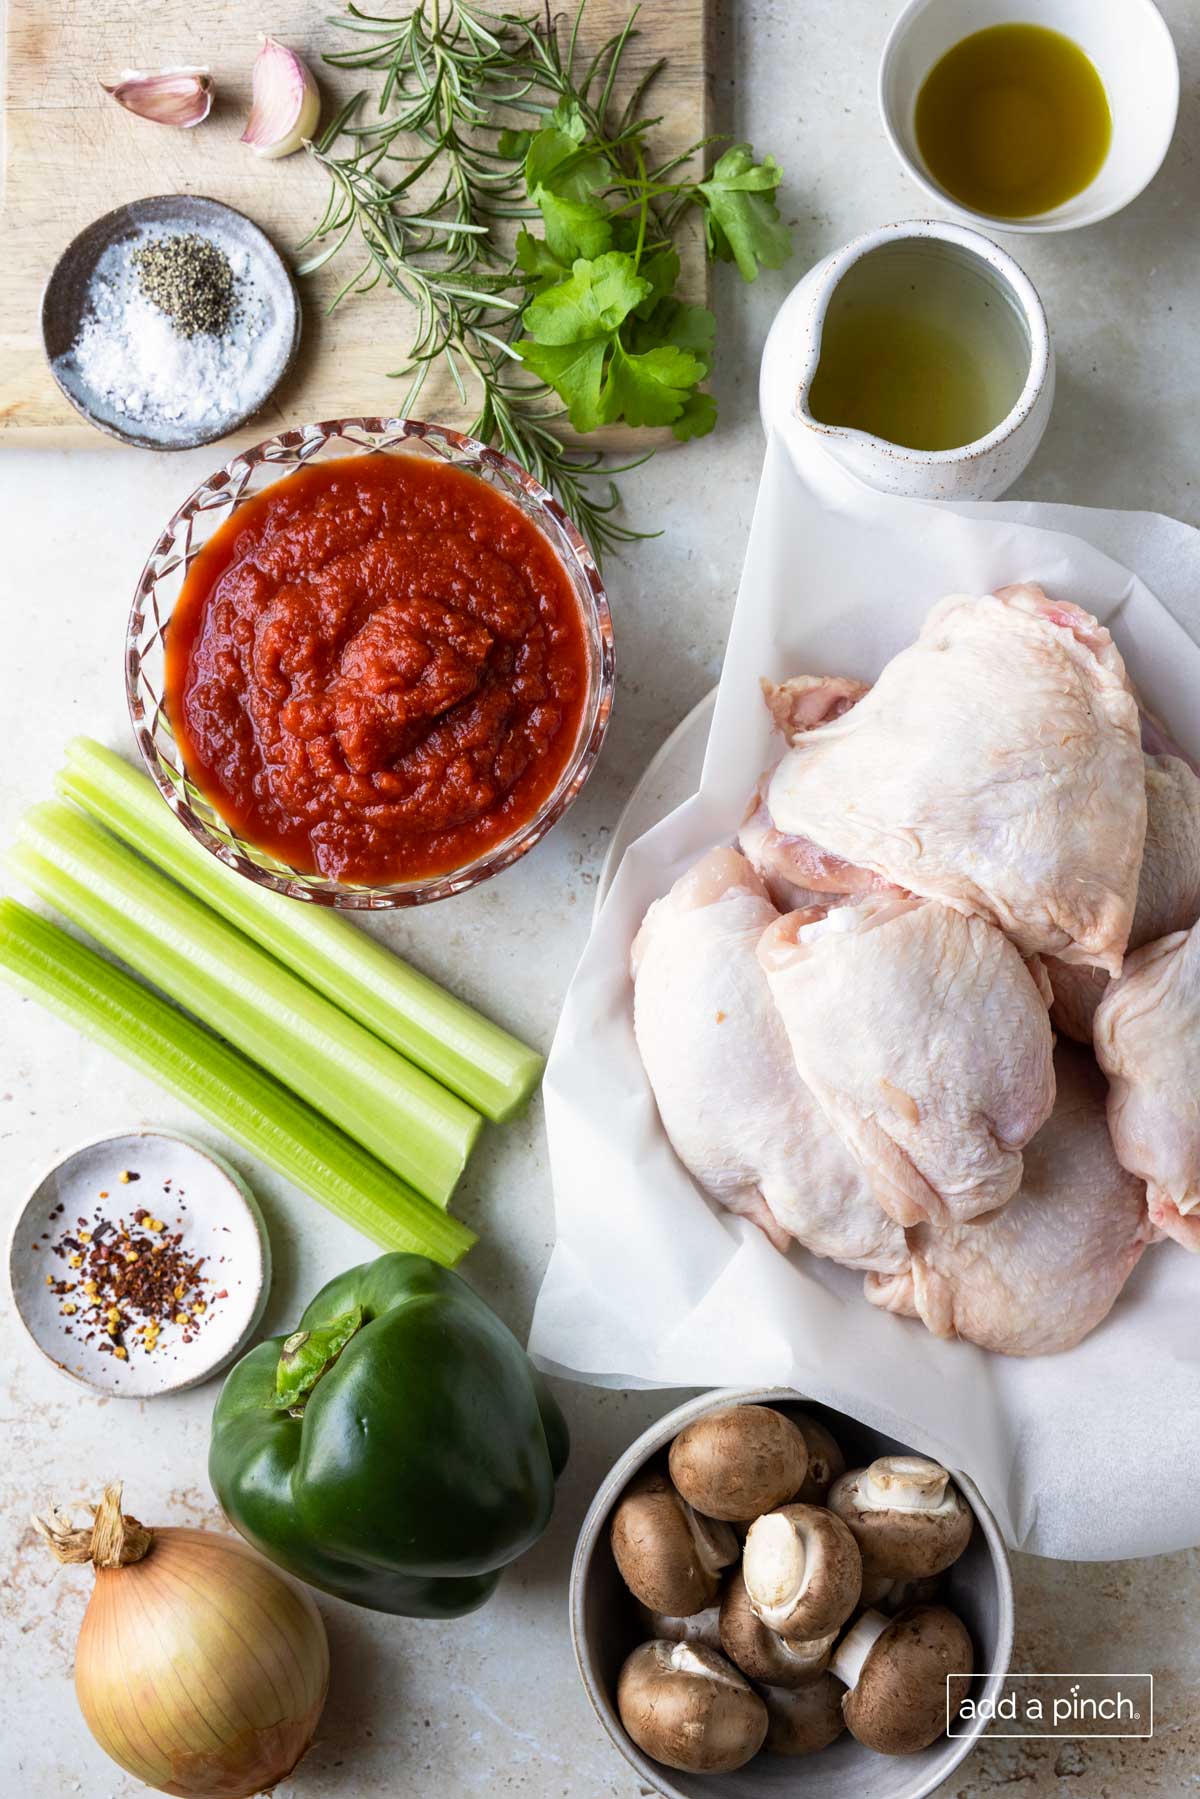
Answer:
101, 69, 214, 129
241, 37, 321, 160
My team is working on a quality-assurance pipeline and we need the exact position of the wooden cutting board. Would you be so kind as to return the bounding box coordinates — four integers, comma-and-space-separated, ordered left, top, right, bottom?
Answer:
0, 0, 710, 450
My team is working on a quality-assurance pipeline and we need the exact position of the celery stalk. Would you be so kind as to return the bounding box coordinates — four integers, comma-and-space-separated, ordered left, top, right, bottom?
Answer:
59, 739, 544, 1123
0, 901, 474, 1265
11, 802, 480, 1209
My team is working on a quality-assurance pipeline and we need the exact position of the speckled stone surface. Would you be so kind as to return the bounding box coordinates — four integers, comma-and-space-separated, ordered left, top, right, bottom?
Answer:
3, 2, 1199, 1793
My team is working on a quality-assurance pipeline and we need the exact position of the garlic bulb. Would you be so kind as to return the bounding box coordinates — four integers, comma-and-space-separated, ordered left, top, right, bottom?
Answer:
241, 37, 321, 159
101, 68, 214, 129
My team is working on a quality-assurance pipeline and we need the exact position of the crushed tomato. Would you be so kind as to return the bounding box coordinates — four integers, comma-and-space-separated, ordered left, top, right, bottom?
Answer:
165, 454, 590, 884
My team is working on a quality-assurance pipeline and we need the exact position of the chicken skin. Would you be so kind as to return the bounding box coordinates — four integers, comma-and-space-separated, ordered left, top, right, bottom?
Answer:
739, 675, 883, 908
1095, 920, 1200, 1251
1048, 753, 1200, 1042
631, 848, 905, 1271
756, 893, 1055, 1230
766, 586, 1146, 974
865, 1045, 1154, 1356
738, 783, 886, 910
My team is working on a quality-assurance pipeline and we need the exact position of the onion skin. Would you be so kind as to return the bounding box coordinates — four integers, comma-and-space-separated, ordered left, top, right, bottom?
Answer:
76, 1527, 328, 1798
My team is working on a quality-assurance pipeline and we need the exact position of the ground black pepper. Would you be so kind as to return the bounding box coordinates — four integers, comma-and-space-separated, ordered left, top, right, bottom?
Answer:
41, 1176, 220, 1361
132, 234, 236, 338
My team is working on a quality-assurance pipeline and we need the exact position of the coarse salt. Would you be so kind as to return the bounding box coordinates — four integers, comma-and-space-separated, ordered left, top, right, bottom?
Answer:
56, 227, 282, 439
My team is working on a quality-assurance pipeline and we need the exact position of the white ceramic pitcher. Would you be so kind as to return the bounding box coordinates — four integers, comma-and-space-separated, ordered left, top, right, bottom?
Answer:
758, 219, 1054, 502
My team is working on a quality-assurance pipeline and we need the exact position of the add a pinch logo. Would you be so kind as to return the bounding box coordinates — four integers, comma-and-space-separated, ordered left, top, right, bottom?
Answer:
948, 1673, 1154, 1739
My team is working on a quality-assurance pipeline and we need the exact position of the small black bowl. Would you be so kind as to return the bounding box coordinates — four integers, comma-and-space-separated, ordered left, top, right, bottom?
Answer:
42, 194, 301, 451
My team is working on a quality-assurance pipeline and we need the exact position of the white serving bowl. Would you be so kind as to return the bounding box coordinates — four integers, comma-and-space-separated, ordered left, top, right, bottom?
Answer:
570, 1388, 1014, 1799
879, 0, 1179, 232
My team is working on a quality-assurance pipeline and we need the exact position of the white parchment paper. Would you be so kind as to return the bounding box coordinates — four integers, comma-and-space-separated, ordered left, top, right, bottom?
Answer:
530, 409, 1200, 1561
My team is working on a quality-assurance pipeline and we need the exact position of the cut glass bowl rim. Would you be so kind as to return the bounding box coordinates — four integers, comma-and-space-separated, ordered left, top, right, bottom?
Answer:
125, 416, 615, 908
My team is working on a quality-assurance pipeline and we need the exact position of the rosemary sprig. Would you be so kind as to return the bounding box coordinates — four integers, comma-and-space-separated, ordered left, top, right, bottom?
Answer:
300, 0, 657, 560
300, 0, 791, 562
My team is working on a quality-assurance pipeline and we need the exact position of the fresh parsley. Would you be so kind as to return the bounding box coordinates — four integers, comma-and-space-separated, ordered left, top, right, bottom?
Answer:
699, 146, 794, 280
510, 98, 788, 443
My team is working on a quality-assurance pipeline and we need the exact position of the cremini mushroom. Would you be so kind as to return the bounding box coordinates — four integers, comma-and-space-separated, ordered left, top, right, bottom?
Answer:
859, 1570, 943, 1612
832, 1604, 973, 1754
617, 1640, 769, 1773
742, 1503, 862, 1640
827, 1455, 973, 1578
636, 1601, 724, 1652
668, 1404, 809, 1522
791, 1413, 846, 1504
719, 1567, 836, 1687
610, 1467, 739, 1616
761, 1673, 847, 1756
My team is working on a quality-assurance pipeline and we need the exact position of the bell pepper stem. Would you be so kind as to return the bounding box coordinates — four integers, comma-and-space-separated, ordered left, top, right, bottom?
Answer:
275, 1306, 364, 1413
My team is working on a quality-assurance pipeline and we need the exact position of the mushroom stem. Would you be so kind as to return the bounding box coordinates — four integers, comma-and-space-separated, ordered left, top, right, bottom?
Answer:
745, 1513, 806, 1625
670, 1642, 742, 1684
744, 1505, 862, 1641
684, 1502, 739, 1577
862, 1456, 951, 1512
831, 1608, 890, 1690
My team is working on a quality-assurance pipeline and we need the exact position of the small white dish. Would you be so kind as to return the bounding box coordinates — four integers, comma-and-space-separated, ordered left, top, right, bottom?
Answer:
8, 1129, 270, 1398
879, 0, 1179, 233
759, 219, 1054, 501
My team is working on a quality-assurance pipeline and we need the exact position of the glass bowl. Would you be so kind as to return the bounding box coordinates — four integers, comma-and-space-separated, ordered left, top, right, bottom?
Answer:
126, 418, 615, 908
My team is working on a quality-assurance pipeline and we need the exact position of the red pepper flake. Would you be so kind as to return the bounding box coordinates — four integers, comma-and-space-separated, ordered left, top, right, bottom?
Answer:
34, 1177, 222, 1364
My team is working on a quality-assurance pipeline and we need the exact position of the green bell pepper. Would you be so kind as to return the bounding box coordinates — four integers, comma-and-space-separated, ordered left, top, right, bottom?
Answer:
208, 1253, 568, 1618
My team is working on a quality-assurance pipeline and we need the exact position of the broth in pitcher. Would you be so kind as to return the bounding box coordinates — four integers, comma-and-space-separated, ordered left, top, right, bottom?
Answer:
805, 240, 1031, 453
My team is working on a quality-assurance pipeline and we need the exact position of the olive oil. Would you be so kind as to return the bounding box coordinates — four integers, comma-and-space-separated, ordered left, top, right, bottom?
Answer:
915, 24, 1111, 220
806, 243, 1030, 453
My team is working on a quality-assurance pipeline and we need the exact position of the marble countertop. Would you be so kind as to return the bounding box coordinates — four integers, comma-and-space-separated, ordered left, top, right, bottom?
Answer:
2, 1, 1198, 1793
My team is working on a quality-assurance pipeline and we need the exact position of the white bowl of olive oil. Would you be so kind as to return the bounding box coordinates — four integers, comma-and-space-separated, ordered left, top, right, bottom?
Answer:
759, 219, 1052, 502
879, 0, 1179, 232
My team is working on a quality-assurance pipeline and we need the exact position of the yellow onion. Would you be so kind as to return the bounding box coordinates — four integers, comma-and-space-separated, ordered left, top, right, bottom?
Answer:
35, 1484, 329, 1798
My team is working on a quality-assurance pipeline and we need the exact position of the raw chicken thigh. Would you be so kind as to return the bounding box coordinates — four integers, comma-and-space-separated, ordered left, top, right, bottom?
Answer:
626, 585, 1193, 1360
1048, 753, 1200, 1042
739, 675, 886, 906
631, 847, 905, 1271
738, 783, 884, 909
761, 673, 870, 740
865, 1046, 1153, 1356
766, 585, 1146, 973
756, 893, 1055, 1229
1043, 964, 1107, 1047
1130, 754, 1200, 931
1095, 921, 1200, 1251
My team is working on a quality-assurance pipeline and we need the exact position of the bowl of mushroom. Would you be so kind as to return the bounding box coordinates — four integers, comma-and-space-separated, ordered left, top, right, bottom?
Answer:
570, 1389, 1013, 1799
